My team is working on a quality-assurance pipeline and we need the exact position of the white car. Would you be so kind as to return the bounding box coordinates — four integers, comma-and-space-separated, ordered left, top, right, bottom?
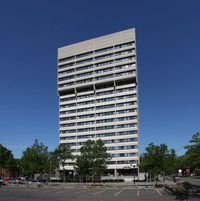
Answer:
28, 180, 42, 186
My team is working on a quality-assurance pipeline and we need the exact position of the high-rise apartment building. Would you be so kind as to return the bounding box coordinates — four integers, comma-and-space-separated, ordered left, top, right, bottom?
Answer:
57, 28, 139, 177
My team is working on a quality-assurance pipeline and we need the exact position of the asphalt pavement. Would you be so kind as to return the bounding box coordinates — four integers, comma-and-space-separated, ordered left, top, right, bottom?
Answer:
0, 187, 184, 201
179, 177, 200, 186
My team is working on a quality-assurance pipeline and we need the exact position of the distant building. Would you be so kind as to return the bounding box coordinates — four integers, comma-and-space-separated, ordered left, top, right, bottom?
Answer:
57, 28, 139, 177
0, 168, 18, 179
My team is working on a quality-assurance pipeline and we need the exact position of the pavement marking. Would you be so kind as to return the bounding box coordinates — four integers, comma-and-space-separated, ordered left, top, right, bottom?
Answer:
137, 190, 139, 197
56, 189, 73, 194
14, 188, 40, 192
74, 189, 90, 195
93, 189, 105, 195
38, 189, 57, 193
114, 190, 122, 196
155, 189, 162, 196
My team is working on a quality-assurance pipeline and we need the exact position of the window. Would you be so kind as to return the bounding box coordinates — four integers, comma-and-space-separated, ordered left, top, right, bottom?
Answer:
60, 136, 76, 140
96, 125, 115, 131
76, 51, 93, 59
77, 100, 94, 106
115, 63, 136, 70
77, 127, 95, 132
96, 104, 115, 110
115, 70, 136, 77
60, 116, 76, 121
77, 121, 95, 126
96, 118, 115, 123
116, 138, 138, 143
60, 97, 76, 102
95, 46, 113, 54
117, 145, 138, 150
60, 110, 76, 115
77, 93, 94, 99
77, 107, 94, 112
96, 132, 115, 137
60, 103, 76, 108
116, 123, 137, 128
77, 134, 95, 139
58, 56, 75, 63
95, 53, 113, 61
116, 87, 136, 93
116, 109, 137, 114
77, 114, 95, 119
115, 56, 135, 63
95, 74, 114, 81
115, 49, 135, 56
58, 82, 74, 88
58, 69, 75, 75
76, 78, 93, 84
96, 90, 114, 96
76, 65, 93, 72
58, 62, 75, 69
95, 60, 113, 67
76, 71, 93, 78
116, 130, 138, 135
76, 58, 93, 65
60, 123, 76, 127
115, 42, 135, 49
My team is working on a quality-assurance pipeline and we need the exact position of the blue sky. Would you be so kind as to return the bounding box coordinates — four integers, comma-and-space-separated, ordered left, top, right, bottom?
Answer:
0, 0, 199, 158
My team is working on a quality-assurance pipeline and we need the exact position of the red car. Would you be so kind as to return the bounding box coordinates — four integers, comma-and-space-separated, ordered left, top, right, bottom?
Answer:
4, 177, 12, 182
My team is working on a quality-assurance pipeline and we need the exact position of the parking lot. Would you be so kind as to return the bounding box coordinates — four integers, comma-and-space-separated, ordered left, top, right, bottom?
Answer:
0, 187, 190, 201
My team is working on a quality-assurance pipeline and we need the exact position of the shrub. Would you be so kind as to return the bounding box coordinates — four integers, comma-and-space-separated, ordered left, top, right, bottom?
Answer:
103, 179, 124, 182
174, 182, 192, 197
183, 181, 193, 191
195, 169, 200, 176
174, 186, 189, 197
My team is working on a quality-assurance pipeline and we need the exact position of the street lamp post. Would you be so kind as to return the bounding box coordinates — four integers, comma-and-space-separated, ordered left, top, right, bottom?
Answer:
130, 163, 136, 184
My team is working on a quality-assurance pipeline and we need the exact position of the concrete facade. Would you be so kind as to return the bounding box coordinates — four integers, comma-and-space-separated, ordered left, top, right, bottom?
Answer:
57, 28, 139, 177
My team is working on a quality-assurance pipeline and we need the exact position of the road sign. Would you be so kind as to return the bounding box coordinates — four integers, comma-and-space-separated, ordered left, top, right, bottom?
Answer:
146, 172, 149, 177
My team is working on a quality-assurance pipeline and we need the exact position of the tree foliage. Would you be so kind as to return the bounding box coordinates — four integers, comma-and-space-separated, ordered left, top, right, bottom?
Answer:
74, 139, 111, 183
184, 132, 200, 169
21, 139, 49, 175
0, 144, 15, 176
139, 143, 176, 180
53, 144, 74, 182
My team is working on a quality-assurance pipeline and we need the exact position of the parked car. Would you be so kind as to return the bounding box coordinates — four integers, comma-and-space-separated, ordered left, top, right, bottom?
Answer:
0, 179, 6, 186
28, 180, 42, 186
4, 177, 12, 182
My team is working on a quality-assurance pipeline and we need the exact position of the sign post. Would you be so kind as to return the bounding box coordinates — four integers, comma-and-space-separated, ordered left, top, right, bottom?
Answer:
178, 169, 182, 177
146, 172, 149, 183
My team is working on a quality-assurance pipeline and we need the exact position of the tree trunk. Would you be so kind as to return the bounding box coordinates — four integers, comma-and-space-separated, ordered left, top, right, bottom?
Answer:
63, 169, 65, 183
163, 170, 165, 182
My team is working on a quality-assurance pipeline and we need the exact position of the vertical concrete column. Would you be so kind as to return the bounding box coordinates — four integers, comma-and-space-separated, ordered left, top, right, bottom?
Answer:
114, 169, 117, 177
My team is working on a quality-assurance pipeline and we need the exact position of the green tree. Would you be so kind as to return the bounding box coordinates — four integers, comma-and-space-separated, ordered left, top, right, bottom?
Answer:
184, 132, 200, 170
75, 155, 90, 182
74, 139, 111, 183
48, 151, 60, 176
21, 139, 49, 176
54, 144, 74, 182
139, 143, 176, 181
0, 144, 15, 178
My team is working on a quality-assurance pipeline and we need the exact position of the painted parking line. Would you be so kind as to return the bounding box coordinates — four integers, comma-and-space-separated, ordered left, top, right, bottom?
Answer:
74, 189, 90, 195
93, 189, 105, 195
38, 189, 57, 193
114, 190, 122, 196
11, 188, 40, 192
137, 190, 139, 197
155, 189, 162, 196
56, 189, 73, 194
